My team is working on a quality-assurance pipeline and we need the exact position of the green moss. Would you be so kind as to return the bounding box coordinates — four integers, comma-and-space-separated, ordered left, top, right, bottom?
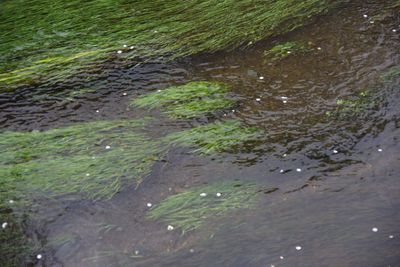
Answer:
132, 81, 234, 119
163, 121, 263, 154
147, 181, 259, 232
0, 0, 344, 89
0, 119, 166, 205
264, 41, 313, 61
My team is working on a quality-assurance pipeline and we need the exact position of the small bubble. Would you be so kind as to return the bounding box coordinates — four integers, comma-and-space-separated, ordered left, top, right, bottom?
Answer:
92, 156, 96, 159
123, 44, 127, 48
146, 203, 152, 208
271, 265, 275, 267
96, 110, 100, 113
157, 89, 162, 92
281, 96, 288, 100
393, 29, 397, 33
389, 235, 394, 239
333, 149, 338, 154
117, 50, 122, 54
256, 98, 261, 102
280, 256, 284, 260
189, 248, 195, 253
295, 246, 302, 250
283, 154, 287, 157
8, 200, 14, 204
363, 14, 368, 18
216, 192, 222, 197
130, 46, 134, 49
372, 227, 378, 232
287, 51, 291, 54
296, 168, 302, 172
86, 173, 90, 177
105, 145, 111, 150
378, 148, 383, 152
259, 76, 264, 80
283, 100, 287, 104
36, 254, 43, 260
280, 169, 284, 173
370, 21, 374, 24
123, 92, 127, 96
317, 47, 322, 50
200, 193, 207, 197
167, 225, 174, 231
2, 222, 8, 229
135, 250, 139, 255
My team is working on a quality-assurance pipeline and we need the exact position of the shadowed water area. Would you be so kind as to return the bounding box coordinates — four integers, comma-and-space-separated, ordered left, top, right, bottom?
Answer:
0, 1, 400, 267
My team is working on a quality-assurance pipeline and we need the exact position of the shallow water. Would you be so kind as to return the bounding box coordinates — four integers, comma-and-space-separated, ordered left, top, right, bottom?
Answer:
1, 1, 400, 267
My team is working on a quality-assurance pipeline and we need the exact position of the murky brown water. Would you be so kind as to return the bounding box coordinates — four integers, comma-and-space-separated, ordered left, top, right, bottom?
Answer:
1, 1, 400, 267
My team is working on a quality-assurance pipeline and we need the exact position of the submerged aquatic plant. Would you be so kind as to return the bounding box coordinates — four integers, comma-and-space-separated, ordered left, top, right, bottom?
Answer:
147, 181, 259, 232
264, 41, 313, 61
382, 66, 400, 82
0, 119, 165, 205
163, 121, 263, 154
132, 81, 234, 119
326, 90, 379, 118
0, 0, 345, 89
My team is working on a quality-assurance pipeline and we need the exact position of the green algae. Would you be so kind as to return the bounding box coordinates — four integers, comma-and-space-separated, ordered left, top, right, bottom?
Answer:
132, 81, 234, 119
0, 119, 165, 205
0, 0, 344, 89
147, 181, 259, 232
264, 41, 313, 61
382, 67, 400, 82
164, 121, 263, 154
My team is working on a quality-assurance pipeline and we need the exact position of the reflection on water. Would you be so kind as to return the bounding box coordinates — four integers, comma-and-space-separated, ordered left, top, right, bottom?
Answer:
0, 1, 399, 266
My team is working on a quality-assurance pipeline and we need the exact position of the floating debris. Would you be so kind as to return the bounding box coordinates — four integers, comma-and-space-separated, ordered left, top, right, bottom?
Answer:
200, 193, 207, 197
296, 168, 302, 172
36, 254, 43, 260
147, 202, 152, 208
167, 225, 174, 231
295, 246, 302, 250
333, 149, 338, 154
372, 227, 378, 232
2, 222, 8, 229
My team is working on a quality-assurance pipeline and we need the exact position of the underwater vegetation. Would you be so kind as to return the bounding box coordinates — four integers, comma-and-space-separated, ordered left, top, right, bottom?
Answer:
0, 119, 165, 206
147, 181, 259, 233
164, 121, 264, 155
131, 81, 234, 119
263, 41, 313, 61
0, 0, 345, 89
382, 66, 400, 82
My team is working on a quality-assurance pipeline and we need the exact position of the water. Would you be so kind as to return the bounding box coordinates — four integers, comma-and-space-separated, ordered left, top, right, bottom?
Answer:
1, 1, 399, 266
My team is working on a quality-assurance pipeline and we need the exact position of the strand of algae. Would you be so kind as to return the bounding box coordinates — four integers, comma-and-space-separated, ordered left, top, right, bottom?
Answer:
147, 181, 259, 233
0, 0, 345, 89
131, 81, 234, 119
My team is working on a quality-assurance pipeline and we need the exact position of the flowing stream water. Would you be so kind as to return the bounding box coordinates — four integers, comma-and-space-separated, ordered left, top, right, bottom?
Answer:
0, 1, 399, 267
